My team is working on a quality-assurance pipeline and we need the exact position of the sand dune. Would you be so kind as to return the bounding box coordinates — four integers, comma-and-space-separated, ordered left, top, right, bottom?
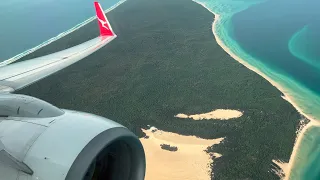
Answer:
140, 127, 224, 180
175, 109, 243, 120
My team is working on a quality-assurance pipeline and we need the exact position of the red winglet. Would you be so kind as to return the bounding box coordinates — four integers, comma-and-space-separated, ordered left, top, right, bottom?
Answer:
94, 2, 115, 37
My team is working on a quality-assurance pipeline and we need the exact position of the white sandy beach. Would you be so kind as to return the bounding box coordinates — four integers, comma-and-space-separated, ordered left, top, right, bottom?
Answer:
191, 0, 320, 179
140, 127, 224, 180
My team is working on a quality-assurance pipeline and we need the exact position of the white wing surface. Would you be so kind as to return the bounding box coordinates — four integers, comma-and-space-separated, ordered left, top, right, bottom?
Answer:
0, 36, 115, 92
0, 1, 116, 93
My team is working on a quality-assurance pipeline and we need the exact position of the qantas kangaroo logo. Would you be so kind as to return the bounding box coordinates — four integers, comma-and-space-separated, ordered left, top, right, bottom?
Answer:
98, 18, 109, 30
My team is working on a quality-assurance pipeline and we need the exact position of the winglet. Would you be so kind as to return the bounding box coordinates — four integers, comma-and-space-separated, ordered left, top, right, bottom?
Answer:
94, 2, 115, 37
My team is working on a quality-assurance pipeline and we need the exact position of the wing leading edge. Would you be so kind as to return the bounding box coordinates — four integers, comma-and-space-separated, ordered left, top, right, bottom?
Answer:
0, 2, 116, 93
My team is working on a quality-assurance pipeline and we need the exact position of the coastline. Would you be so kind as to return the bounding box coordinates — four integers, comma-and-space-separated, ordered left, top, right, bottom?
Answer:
192, 0, 317, 123
284, 121, 318, 180
17, 0, 305, 178
0, 0, 127, 67
191, 0, 320, 178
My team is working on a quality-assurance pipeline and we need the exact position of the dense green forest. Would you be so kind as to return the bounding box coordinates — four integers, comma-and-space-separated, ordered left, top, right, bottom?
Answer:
18, 0, 301, 179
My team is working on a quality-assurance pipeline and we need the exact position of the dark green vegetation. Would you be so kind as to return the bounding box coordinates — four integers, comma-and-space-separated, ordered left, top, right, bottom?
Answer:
18, 0, 301, 179
160, 144, 178, 152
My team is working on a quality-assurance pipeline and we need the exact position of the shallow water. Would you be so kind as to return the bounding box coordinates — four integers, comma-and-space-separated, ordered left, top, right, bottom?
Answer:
289, 25, 320, 70
194, 0, 320, 179
287, 125, 320, 179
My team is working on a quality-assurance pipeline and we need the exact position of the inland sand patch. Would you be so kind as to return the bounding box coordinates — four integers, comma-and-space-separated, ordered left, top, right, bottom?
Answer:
140, 127, 224, 180
175, 109, 243, 120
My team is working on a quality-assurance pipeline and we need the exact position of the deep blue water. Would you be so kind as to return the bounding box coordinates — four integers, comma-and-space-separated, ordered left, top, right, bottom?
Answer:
232, 0, 320, 96
0, 0, 120, 61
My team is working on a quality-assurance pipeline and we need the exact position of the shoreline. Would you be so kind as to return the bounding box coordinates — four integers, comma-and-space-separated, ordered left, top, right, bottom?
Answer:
192, 0, 320, 178
284, 121, 319, 180
0, 0, 127, 67
16, 0, 310, 178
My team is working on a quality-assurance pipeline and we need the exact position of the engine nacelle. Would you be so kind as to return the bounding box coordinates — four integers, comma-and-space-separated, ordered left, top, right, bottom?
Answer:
0, 95, 145, 180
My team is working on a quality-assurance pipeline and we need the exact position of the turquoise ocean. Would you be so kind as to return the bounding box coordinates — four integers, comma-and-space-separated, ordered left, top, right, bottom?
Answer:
1, 0, 319, 179
193, 0, 320, 179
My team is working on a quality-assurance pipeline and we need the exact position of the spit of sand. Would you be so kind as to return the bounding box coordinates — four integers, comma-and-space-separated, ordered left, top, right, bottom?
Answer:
140, 127, 224, 180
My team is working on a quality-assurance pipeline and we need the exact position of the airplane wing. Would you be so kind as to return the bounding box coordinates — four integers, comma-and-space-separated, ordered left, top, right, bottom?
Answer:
0, 1, 116, 93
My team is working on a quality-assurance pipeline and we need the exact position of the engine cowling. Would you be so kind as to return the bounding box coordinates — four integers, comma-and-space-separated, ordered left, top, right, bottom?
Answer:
0, 95, 145, 180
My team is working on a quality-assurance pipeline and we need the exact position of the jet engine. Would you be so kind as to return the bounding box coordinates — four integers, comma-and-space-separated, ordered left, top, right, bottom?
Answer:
0, 94, 145, 180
